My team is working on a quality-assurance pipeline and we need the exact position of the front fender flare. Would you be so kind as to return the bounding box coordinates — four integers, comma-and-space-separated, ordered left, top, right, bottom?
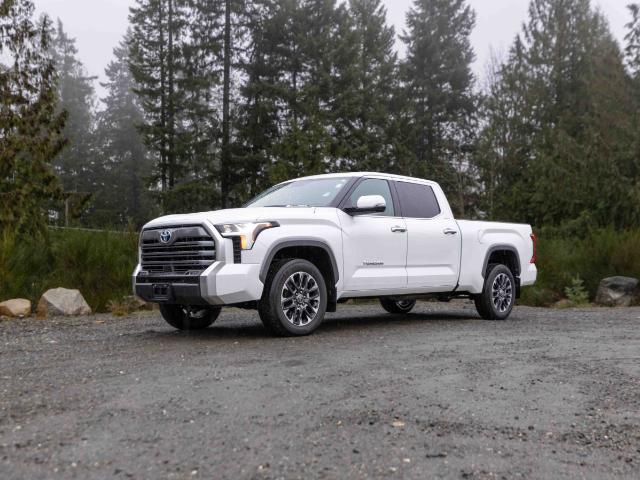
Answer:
258, 238, 340, 284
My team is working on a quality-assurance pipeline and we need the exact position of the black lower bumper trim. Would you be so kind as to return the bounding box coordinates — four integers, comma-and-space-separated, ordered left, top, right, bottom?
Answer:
135, 281, 208, 306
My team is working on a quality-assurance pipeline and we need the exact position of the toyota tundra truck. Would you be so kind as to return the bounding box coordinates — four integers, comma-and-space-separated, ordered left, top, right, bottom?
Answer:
133, 173, 537, 336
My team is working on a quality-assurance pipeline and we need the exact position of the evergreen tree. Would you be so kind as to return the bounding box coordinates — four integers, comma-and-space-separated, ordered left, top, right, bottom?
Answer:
400, 0, 478, 215
337, 0, 397, 172
478, 0, 637, 227
50, 20, 97, 198
129, 0, 187, 211
236, 0, 367, 196
130, 0, 231, 212
0, 0, 66, 236
92, 32, 155, 227
625, 2, 640, 224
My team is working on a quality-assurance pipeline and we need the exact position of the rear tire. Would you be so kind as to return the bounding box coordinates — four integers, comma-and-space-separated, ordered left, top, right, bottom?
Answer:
474, 264, 515, 320
258, 259, 327, 336
380, 298, 416, 314
159, 304, 221, 330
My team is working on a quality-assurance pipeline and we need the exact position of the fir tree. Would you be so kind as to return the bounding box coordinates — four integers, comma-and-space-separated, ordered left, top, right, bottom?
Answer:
478, 0, 637, 227
50, 19, 97, 198
129, 0, 188, 211
130, 0, 232, 212
0, 0, 66, 236
400, 0, 478, 215
92, 32, 155, 227
336, 0, 397, 173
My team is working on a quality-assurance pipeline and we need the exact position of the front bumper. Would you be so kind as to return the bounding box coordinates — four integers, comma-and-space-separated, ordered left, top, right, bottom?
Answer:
133, 261, 264, 306
133, 220, 265, 306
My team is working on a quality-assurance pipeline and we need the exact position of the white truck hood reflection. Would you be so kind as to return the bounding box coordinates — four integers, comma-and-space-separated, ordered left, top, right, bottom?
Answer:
142, 207, 327, 229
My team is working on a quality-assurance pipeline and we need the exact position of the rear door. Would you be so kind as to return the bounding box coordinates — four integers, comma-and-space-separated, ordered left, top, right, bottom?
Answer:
394, 181, 461, 290
339, 178, 408, 292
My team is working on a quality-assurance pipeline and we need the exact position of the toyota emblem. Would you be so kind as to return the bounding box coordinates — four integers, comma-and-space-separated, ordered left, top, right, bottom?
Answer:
159, 230, 173, 244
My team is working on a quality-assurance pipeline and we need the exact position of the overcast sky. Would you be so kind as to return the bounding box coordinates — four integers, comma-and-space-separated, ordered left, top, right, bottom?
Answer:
33, 0, 632, 101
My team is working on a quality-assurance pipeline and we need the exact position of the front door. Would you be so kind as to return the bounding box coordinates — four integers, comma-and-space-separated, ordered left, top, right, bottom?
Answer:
339, 178, 408, 292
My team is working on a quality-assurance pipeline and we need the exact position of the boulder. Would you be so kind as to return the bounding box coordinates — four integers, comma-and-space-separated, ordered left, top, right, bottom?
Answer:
0, 298, 32, 318
36, 288, 92, 317
595, 277, 639, 307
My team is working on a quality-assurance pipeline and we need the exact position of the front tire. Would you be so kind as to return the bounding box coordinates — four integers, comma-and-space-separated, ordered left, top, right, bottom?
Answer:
380, 298, 416, 314
258, 259, 328, 336
159, 304, 221, 330
474, 264, 515, 320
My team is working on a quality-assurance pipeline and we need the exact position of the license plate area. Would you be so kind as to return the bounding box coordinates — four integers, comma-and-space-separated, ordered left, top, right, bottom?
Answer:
152, 283, 171, 301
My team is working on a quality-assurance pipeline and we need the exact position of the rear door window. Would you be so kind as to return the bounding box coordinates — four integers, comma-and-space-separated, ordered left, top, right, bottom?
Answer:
395, 181, 440, 219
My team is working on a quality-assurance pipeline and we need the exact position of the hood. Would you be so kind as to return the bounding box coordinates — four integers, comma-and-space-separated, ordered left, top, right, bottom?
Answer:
143, 207, 330, 229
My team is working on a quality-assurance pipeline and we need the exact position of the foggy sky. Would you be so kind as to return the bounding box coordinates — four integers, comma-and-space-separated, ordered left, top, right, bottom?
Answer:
33, 0, 631, 101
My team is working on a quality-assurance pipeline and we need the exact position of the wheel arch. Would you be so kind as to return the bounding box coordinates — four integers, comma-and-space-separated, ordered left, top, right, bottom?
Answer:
259, 239, 340, 312
482, 245, 521, 278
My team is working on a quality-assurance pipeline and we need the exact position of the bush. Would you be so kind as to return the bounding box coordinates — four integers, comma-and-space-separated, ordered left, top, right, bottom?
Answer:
564, 275, 590, 306
520, 227, 640, 306
0, 227, 138, 312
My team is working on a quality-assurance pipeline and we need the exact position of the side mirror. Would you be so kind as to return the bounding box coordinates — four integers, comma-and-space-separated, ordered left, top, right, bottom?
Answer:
344, 195, 387, 215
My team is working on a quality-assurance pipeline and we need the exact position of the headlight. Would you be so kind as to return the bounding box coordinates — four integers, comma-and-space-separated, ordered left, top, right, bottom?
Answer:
214, 221, 279, 250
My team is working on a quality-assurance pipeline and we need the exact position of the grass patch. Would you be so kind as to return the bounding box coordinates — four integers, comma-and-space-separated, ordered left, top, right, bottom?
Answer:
0, 228, 138, 312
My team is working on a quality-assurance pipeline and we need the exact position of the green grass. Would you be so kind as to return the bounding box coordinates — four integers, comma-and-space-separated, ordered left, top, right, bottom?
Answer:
0, 228, 138, 312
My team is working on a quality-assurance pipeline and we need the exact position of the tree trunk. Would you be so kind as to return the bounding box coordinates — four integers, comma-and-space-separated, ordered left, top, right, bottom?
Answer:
167, 0, 176, 190
221, 0, 231, 208
158, 0, 167, 201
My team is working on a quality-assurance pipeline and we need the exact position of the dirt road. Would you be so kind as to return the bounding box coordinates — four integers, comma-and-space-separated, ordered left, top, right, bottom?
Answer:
1, 302, 639, 479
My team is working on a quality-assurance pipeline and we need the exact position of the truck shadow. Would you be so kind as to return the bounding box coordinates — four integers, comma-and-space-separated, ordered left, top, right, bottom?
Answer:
320, 310, 480, 333
147, 310, 481, 341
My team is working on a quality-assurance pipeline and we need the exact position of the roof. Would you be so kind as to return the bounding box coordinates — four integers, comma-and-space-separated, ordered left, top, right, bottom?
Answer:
289, 172, 438, 185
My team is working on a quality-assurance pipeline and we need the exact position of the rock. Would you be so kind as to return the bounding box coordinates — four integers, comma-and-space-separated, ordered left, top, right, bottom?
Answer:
36, 288, 92, 317
595, 277, 639, 307
0, 299, 31, 318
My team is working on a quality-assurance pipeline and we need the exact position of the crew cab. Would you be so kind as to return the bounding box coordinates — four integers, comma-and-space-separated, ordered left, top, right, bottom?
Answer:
133, 173, 537, 336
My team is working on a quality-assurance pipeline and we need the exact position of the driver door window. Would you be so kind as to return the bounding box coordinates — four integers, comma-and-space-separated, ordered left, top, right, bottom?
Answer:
344, 179, 395, 217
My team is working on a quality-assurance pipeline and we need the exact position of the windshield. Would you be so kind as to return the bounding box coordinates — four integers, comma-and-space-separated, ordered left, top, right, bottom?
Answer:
245, 177, 350, 208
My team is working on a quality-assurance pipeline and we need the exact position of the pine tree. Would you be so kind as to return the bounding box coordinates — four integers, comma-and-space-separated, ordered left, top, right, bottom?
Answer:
130, 0, 233, 212
50, 20, 97, 200
400, 0, 478, 215
335, 0, 397, 172
0, 0, 66, 236
92, 31, 155, 227
478, 0, 637, 227
129, 0, 187, 211
624, 2, 640, 225
236, 0, 365, 194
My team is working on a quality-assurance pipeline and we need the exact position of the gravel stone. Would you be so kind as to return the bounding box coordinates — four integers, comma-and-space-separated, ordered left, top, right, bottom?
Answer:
1, 301, 638, 479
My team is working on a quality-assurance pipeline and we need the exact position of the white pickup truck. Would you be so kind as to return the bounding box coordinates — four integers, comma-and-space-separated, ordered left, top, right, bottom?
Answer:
133, 173, 537, 336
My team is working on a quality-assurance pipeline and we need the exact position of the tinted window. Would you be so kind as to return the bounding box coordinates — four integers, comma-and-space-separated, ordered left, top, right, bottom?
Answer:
345, 179, 395, 216
395, 182, 440, 218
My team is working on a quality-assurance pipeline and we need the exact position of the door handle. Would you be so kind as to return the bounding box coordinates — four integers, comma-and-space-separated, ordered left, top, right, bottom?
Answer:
443, 228, 458, 235
391, 226, 407, 233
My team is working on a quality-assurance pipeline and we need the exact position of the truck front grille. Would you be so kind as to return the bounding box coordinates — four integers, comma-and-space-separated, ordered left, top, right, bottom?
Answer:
140, 225, 216, 275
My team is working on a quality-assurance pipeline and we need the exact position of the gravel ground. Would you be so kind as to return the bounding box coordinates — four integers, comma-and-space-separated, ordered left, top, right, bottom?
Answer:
1, 301, 639, 480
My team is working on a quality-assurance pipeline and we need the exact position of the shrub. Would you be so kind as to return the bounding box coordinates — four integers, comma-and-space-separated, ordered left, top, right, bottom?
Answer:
520, 227, 640, 306
564, 275, 590, 307
0, 227, 138, 312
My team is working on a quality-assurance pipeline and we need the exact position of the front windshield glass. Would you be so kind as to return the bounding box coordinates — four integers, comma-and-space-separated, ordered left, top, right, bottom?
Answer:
245, 177, 350, 208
